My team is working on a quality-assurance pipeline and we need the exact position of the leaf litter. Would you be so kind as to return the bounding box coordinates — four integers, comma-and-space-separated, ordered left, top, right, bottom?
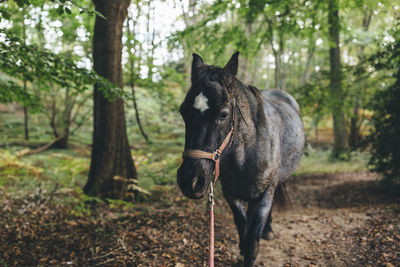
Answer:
0, 171, 399, 266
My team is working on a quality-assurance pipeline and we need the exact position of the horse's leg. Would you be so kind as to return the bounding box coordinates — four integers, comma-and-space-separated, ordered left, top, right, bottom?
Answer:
243, 189, 274, 267
226, 198, 247, 257
262, 209, 274, 240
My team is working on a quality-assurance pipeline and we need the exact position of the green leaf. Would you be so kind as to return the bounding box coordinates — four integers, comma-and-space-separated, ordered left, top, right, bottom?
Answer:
93, 10, 106, 20
9, 37, 20, 42
15, 0, 25, 7
0, 9, 11, 20
64, 7, 72, 14
57, 5, 64, 15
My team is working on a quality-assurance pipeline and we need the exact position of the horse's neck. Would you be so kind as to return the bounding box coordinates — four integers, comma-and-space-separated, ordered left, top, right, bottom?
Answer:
233, 82, 266, 150
236, 83, 264, 126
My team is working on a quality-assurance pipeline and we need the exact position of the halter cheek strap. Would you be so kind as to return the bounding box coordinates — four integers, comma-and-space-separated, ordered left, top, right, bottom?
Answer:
182, 126, 233, 183
181, 96, 249, 182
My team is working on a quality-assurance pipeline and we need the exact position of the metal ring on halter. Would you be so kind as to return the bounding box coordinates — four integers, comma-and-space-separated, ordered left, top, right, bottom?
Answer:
212, 150, 221, 161
208, 183, 214, 211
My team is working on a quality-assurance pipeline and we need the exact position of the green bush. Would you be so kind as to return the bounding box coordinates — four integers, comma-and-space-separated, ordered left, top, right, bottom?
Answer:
368, 21, 400, 187
368, 76, 400, 186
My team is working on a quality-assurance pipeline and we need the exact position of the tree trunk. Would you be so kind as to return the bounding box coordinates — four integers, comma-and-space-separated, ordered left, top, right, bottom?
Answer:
52, 88, 72, 149
239, 55, 249, 83
271, 41, 279, 90
22, 9, 29, 140
49, 90, 59, 137
349, 9, 372, 149
271, 30, 284, 90
23, 104, 29, 140
52, 134, 69, 149
301, 39, 316, 85
239, 24, 253, 83
349, 100, 360, 148
328, 0, 348, 158
278, 31, 286, 91
84, 0, 138, 199
126, 16, 150, 143
180, 0, 197, 90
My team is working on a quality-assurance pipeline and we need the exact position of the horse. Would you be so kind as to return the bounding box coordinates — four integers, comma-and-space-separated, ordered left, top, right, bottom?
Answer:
177, 52, 305, 266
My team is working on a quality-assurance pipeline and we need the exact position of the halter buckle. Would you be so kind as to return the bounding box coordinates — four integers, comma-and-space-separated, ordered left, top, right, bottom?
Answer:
212, 150, 221, 161
208, 182, 214, 210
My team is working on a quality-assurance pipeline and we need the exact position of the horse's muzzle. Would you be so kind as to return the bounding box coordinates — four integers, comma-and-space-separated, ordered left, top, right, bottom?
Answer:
177, 165, 208, 199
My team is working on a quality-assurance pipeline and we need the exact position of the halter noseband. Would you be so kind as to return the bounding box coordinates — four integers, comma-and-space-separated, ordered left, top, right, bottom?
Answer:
182, 125, 234, 183
182, 94, 247, 183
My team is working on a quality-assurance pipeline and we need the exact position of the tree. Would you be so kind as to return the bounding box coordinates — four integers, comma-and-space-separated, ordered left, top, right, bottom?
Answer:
328, 0, 348, 158
83, 0, 138, 199
125, 10, 150, 143
179, 0, 199, 87
348, 7, 372, 149
0, 27, 109, 114
344, 0, 391, 149
0, 1, 112, 149
368, 20, 400, 188
21, 7, 30, 140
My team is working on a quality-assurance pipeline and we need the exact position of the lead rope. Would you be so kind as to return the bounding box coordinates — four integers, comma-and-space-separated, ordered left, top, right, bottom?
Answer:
208, 182, 215, 267
183, 100, 245, 266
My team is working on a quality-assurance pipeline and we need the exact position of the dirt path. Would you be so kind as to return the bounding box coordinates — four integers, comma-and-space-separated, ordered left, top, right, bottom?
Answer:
1, 171, 399, 266
218, 171, 400, 266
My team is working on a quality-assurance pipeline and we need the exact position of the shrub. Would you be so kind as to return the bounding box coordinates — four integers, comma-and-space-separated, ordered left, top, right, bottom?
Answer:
368, 21, 400, 187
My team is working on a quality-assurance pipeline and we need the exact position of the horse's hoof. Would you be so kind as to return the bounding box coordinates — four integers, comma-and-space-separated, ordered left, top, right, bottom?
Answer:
239, 255, 244, 262
232, 255, 244, 267
262, 231, 275, 240
266, 231, 274, 240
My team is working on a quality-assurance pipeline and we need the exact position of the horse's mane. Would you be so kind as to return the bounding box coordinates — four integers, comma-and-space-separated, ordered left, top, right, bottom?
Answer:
243, 84, 264, 111
247, 84, 262, 100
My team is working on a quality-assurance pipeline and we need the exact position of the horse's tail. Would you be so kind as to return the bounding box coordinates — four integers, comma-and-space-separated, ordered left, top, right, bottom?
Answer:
273, 183, 290, 209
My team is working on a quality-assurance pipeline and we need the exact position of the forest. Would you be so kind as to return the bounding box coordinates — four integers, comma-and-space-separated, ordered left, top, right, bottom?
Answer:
0, 0, 399, 266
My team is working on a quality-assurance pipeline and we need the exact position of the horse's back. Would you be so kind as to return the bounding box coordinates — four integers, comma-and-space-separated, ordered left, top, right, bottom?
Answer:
261, 89, 304, 182
261, 90, 300, 114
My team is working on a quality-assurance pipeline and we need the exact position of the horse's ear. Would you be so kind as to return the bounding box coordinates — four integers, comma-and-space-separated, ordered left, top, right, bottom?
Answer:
224, 51, 239, 76
192, 53, 204, 74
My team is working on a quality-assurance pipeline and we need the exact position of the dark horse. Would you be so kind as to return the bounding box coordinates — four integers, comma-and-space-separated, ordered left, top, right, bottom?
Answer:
177, 52, 304, 266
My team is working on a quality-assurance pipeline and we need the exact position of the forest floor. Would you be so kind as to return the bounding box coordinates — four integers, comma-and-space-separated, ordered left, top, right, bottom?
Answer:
1, 167, 400, 266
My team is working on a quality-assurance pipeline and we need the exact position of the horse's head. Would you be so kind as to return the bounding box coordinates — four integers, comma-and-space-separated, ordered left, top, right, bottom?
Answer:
177, 52, 240, 199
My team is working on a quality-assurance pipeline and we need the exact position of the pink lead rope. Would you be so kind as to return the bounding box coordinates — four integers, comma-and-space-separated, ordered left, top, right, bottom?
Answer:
182, 100, 249, 266
208, 182, 215, 267
182, 127, 234, 267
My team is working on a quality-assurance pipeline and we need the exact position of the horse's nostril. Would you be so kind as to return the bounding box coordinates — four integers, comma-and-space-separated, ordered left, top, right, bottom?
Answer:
191, 176, 198, 191
192, 176, 205, 192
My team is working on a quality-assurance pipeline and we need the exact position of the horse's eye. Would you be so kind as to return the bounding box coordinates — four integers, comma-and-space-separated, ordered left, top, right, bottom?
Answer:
219, 110, 229, 120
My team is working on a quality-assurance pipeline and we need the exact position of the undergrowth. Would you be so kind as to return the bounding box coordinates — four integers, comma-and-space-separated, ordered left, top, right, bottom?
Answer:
0, 142, 370, 209
295, 148, 369, 175
0, 95, 371, 211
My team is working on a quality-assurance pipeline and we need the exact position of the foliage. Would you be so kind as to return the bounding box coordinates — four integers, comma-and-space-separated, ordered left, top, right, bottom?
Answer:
0, 29, 125, 103
293, 76, 330, 120
0, 0, 105, 19
0, 0, 398, 193
170, 0, 396, 157
0, 79, 41, 110
0, 150, 43, 188
0, 1, 399, 264
295, 148, 369, 175
368, 20, 400, 186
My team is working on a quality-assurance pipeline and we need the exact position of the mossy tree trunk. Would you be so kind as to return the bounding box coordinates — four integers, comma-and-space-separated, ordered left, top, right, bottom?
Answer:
328, 0, 348, 158
84, 0, 138, 199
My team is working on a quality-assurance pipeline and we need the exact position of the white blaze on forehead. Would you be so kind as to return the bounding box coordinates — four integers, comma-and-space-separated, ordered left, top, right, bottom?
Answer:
193, 92, 209, 113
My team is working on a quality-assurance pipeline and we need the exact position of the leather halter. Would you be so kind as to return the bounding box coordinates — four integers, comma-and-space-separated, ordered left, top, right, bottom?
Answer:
182, 126, 233, 183
181, 95, 248, 183
181, 97, 246, 267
